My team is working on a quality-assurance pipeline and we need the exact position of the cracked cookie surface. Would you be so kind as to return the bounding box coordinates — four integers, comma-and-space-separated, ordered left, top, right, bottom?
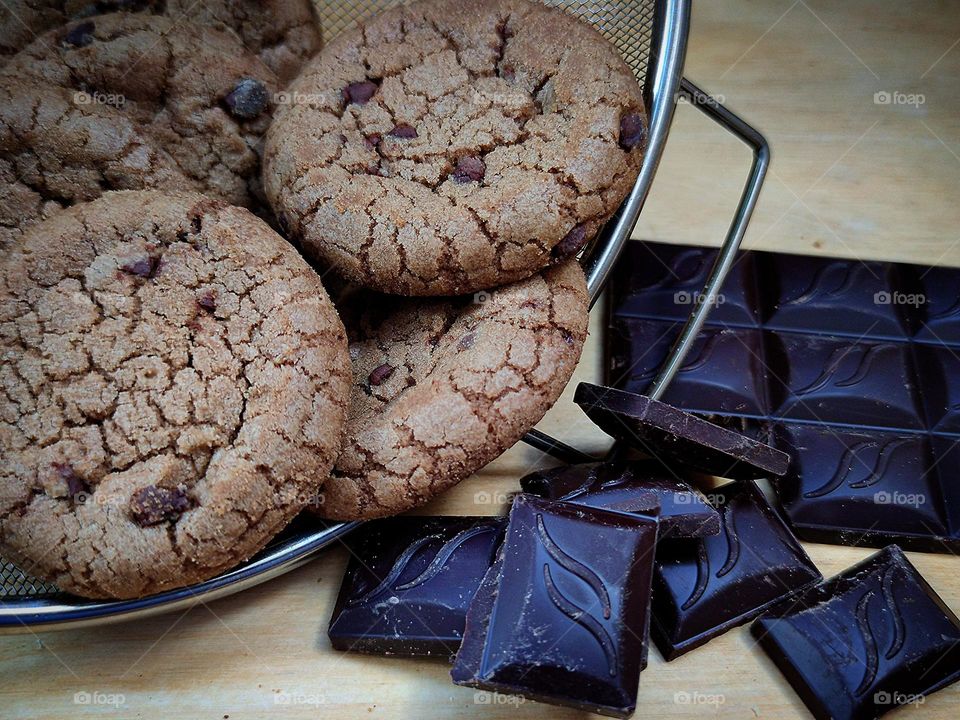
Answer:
0, 190, 351, 598
264, 0, 647, 297
315, 258, 588, 520
0, 12, 280, 255
0, 0, 321, 83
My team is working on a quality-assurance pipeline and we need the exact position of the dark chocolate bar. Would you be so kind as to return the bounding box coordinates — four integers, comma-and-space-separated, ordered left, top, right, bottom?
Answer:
574, 382, 790, 479
451, 494, 658, 718
752, 545, 960, 720
328, 517, 504, 657
607, 240, 960, 553
651, 481, 821, 660
520, 460, 721, 538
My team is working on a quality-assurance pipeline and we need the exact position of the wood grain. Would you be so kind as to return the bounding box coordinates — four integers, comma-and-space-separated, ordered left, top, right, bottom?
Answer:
3, 1, 960, 718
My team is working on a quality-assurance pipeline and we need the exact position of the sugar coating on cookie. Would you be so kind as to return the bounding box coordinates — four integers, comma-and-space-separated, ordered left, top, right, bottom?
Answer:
0, 12, 280, 254
315, 258, 589, 520
264, 0, 647, 296
0, 191, 351, 598
0, 0, 321, 83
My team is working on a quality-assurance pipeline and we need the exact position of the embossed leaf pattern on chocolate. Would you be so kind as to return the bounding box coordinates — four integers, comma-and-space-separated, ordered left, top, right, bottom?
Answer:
802, 438, 912, 498
347, 525, 500, 606
536, 513, 618, 677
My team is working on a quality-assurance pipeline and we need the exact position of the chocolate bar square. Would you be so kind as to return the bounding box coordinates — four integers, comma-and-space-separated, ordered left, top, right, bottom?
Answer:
328, 517, 504, 657
451, 495, 658, 718
651, 481, 821, 660
608, 319, 770, 416
773, 423, 960, 552
752, 546, 960, 720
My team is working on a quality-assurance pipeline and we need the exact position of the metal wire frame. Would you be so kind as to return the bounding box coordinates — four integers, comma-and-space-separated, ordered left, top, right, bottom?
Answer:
0, 0, 769, 632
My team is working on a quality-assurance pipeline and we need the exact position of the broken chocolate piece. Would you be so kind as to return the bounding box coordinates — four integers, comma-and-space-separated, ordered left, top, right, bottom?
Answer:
752, 545, 960, 720
451, 494, 658, 718
224, 78, 269, 120
619, 112, 646, 150
652, 481, 821, 660
520, 460, 721, 539
368, 363, 394, 386
328, 517, 505, 657
54, 463, 88, 500
574, 382, 791, 479
63, 21, 95, 47
388, 123, 418, 139
452, 157, 485, 184
343, 80, 378, 105
129, 485, 190, 526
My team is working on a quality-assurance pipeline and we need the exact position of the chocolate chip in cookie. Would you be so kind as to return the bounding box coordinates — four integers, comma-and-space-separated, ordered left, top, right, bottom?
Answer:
368, 363, 395, 386
619, 112, 647, 150
121, 254, 161, 278
63, 21, 96, 47
388, 123, 418, 139
452, 156, 485, 184
342, 80, 378, 106
551, 224, 589, 262
130, 485, 192, 526
225, 77, 269, 119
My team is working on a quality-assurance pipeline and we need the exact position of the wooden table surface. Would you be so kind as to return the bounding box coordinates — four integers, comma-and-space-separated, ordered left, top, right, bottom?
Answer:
3, 1, 960, 718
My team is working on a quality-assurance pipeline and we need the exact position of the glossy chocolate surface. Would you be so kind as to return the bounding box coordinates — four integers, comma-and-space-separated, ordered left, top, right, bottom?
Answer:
607, 240, 960, 552
451, 495, 658, 718
574, 382, 790, 479
752, 546, 960, 720
520, 460, 720, 538
651, 481, 821, 660
328, 517, 504, 657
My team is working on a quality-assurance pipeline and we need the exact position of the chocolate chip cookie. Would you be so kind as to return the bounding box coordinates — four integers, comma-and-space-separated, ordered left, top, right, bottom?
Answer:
0, 0, 321, 83
0, 190, 351, 599
0, 12, 279, 254
264, 0, 648, 297
315, 258, 589, 520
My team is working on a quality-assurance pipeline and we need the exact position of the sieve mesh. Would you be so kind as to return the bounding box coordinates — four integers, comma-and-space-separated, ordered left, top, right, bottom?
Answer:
2, 0, 660, 601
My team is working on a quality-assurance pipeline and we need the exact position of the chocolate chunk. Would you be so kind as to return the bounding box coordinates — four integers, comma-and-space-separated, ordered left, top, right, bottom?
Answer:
368, 363, 394, 386
520, 460, 721, 539
328, 517, 505, 657
752, 546, 960, 720
63, 21, 95, 48
196, 290, 217, 313
129, 485, 191, 526
451, 494, 658, 718
457, 332, 476, 351
342, 80, 378, 106
652, 481, 821, 660
224, 78, 269, 120
452, 157, 485, 184
500, 64, 516, 82
121, 255, 160, 278
551, 224, 589, 261
388, 123, 418, 139
574, 382, 791, 479
619, 112, 646, 150
364, 133, 382, 149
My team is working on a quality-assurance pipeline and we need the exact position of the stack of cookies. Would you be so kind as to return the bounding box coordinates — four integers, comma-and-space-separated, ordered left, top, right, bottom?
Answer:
0, 0, 647, 599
